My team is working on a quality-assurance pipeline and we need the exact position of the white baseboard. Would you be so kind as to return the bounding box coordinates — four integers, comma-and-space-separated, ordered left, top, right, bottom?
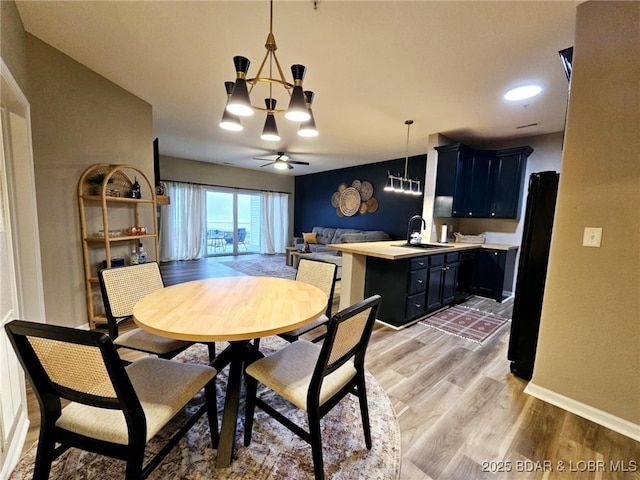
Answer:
0, 412, 29, 480
525, 382, 640, 441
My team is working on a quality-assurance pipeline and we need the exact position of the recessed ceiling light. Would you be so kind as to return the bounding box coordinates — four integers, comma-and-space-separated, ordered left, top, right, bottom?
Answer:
504, 85, 542, 101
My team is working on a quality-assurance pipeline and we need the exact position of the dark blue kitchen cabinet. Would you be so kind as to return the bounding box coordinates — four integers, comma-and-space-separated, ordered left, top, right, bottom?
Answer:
489, 146, 532, 219
471, 248, 517, 302
433, 143, 473, 217
434, 144, 533, 219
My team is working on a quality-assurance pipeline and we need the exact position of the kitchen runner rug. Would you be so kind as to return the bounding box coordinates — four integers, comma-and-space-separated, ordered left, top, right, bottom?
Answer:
11, 337, 400, 480
419, 305, 510, 344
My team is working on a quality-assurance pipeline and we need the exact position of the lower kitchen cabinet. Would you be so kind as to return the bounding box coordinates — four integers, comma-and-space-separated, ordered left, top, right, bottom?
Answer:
365, 255, 430, 327
471, 248, 517, 302
365, 253, 460, 327
426, 253, 459, 312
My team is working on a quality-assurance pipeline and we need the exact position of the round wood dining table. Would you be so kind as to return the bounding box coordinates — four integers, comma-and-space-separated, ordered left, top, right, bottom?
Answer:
133, 276, 328, 468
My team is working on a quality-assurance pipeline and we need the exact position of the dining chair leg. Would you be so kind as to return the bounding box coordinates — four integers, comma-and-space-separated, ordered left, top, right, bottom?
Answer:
33, 423, 56, 480
243, 376, 258, 446
308, 409, 325, 480
356, 373, 372, 449
124, 445, 144, 480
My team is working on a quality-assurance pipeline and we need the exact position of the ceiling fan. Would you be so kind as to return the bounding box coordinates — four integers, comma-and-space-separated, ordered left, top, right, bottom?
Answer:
252, 152, 310, 170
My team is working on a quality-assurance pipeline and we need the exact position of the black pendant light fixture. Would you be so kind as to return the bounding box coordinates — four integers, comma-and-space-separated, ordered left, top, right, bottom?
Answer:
221, 0, 317, 139
384, 120, 422, 196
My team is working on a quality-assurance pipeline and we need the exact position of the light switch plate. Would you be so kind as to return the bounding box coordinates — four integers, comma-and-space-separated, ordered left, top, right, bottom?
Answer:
583, 227, 602, 247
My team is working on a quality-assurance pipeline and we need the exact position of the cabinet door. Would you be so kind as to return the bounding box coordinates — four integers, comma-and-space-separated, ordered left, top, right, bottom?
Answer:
453, 151, 493, 217
490, 148, 530, 219
466, 151, 493, 217
434, 144, 473, 217
441, 258, 459, 305
426, 265, 443, 311
472, 249, 505, 300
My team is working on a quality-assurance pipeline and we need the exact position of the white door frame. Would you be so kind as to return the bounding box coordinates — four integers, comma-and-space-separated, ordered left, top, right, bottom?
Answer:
0, 58, 46, 477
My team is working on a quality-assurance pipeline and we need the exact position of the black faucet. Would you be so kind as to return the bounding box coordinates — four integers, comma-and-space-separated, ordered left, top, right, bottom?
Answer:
407, 215, 426, 244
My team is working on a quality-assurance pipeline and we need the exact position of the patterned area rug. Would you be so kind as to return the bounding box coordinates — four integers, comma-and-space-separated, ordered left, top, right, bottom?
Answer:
11, 337, 400, 479
419, 305, 510, 344
222, 254, 296, 279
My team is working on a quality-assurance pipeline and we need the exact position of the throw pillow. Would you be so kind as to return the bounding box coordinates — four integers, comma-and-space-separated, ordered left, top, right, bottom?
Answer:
303, 232, 318, 244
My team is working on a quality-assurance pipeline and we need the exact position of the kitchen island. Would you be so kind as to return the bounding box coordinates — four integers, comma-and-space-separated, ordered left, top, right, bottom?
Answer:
327, 240, 518, 328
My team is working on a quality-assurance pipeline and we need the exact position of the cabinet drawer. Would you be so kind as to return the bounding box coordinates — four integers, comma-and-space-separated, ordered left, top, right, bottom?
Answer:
410, 256, 429, 271
429, 254, 445, 267
406, 292, 426, 320
445, 252, 459, 264
408, 268, 428, 295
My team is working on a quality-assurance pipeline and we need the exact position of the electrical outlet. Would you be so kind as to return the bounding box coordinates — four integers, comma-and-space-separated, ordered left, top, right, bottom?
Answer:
583, 227, 602, 247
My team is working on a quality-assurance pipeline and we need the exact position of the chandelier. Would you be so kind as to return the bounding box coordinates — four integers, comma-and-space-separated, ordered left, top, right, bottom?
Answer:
220, 0, 318, 141
384, 120, 422, 196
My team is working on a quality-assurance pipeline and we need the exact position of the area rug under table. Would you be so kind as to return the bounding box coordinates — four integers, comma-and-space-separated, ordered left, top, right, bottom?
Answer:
11, 337, 400, 480
419, 304, 510, 344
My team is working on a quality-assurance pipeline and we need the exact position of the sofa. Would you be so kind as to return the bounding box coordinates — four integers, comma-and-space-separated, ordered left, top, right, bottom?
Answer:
293, 227, 390, 279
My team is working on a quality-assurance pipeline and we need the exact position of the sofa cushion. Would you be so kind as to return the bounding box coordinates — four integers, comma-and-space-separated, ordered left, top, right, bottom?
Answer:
340, 233, 366, 243
330, 228, 360, 244
311, 227, 337, 245
362, 230, 390, 241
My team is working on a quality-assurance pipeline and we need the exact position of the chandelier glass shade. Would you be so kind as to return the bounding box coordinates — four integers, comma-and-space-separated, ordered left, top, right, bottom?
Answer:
221, 0, 316, 138
384, 120, 422, 196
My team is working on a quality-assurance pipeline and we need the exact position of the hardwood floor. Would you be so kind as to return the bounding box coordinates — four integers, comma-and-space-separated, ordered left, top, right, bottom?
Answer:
19, 255, 639, 479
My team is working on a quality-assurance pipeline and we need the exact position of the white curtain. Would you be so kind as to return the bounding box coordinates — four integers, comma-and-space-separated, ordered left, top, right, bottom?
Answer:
159, 181, 205, 261
260, 192, 289, 254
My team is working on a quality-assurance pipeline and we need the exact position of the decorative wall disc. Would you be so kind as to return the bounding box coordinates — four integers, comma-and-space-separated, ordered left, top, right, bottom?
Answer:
331, 191, 341, 208
352, 179, 362, 191
338, 183, 348, 193
366, 197, 379, 213
339, 187, 361, 216
360, 181, 374, 201
336, 207, 344, 218
359, 202, 368, 215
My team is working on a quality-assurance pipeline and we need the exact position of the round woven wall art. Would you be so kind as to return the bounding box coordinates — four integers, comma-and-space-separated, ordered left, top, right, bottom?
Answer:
359, 202, 368, 215
338, 183, 348, 193
366, 197, 379, 213
360, 181, 374, 201
339, 187, 361, 216
352, 179, 361, 191
331, 191, 341, 208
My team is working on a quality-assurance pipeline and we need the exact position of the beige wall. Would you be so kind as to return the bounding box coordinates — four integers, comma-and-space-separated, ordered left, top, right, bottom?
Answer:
26, 34, 154, 329
0, 0, 29, 92
159, 155, 296, 242
531, 1, 640, 427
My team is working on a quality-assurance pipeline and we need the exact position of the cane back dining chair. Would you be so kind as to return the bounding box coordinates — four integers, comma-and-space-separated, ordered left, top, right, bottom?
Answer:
244, 294, 382, 480
278, 258, 338, 343
5, 320, 219, 480
99, 262, 198, 359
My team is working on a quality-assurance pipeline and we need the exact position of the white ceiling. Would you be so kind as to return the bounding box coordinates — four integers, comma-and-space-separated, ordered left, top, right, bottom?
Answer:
15, 0, 579, 175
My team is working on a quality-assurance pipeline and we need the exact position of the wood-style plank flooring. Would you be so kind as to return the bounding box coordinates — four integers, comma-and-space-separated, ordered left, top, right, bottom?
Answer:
20, 255, 639, 479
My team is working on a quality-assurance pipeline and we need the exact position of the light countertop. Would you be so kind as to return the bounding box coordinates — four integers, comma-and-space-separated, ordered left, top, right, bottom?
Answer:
326, 240, 518, 260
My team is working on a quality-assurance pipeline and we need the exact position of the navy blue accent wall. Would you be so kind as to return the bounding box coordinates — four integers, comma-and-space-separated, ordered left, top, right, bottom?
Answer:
294, 155, 426, 239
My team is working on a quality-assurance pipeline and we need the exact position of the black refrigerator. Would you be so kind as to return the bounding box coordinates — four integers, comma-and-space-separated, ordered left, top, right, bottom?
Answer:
508, 171, 560, 380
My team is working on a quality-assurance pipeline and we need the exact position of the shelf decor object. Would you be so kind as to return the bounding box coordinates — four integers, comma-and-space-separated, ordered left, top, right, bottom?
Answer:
384, 120, 423, 196
78, 164, 159, 329
220, 0, 317, 141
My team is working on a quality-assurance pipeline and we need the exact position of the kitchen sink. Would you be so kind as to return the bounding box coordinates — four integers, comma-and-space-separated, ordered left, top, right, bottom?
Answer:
394, 243, 449, 250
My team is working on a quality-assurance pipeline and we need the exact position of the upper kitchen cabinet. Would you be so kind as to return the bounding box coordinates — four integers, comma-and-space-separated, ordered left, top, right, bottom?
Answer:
489, 146, 532, 219
433, 143, 473, 217
434, 144, 533, 219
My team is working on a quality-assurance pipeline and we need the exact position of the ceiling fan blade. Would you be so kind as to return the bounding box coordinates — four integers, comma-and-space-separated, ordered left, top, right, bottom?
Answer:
289, 160, 310, 166
260, 162, 275, 167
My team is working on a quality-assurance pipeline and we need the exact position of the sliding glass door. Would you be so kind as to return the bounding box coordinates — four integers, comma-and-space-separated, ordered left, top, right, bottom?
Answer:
204, 189, 261, 256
